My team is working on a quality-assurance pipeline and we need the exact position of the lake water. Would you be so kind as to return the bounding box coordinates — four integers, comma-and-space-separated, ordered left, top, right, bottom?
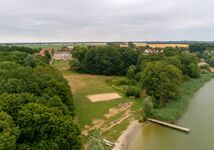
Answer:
128, 79, 214, 150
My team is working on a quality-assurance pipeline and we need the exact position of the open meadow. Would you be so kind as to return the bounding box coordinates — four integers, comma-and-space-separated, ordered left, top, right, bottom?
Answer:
53, 60, 142, 142
134, 42, 189, 48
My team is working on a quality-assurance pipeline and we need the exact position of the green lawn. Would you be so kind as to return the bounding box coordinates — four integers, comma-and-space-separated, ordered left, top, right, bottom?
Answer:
53, 60, 142, 130
68, 73, 142, 129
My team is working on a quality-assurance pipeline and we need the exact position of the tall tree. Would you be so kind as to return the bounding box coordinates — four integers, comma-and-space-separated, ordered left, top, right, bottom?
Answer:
141, 61, 182, 107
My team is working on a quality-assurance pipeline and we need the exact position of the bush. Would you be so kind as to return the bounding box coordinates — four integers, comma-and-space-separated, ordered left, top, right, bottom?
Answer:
69, 59, 81, 71
126, 86, 140, 98
106, 78, 130, 86
142, 96, 153, 120
200, 64, 210, 71
201, 69, 210, 74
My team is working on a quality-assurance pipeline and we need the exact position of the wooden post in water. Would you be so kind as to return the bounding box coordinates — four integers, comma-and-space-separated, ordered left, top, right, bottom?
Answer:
148, 118, 190, 133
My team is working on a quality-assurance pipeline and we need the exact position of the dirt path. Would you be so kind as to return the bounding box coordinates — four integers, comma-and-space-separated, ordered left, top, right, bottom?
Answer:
82, 102, 133, 135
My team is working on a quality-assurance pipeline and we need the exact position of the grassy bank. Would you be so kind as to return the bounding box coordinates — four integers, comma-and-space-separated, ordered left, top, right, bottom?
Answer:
152, 73, 214, 123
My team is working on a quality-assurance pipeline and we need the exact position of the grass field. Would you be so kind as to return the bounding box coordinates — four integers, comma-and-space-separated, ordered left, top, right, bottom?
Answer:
134, 43, 189, 48
13, 44, 72, 49
53, 60, 142, 142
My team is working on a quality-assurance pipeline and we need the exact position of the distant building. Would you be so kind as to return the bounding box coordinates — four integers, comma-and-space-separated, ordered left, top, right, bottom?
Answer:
120, 43, 129, 47
144, 49, 158, 54
37, 48, 54, 57
53, 51, 71, 61
67, 46, 74, 50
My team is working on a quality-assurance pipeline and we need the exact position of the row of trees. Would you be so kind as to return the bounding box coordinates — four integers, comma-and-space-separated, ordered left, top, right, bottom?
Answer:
0, 46, 40, 54
0, 47, 81, 149
71, 45, 138, 75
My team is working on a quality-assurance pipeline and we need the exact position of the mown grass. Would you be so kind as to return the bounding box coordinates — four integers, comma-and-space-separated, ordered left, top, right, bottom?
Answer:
152, 73, 214, 123
53, 60, 142, 129
71, 75, 142, 129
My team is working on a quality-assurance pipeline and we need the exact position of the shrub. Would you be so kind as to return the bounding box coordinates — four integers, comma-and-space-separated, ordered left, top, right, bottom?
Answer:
126, 86, 140, 98
106, 78, 130, 86
69, 59, 81, 71
142, 96, 153, 120
201, 69, 210, 74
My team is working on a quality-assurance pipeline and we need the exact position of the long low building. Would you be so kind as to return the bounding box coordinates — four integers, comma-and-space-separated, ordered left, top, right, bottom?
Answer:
53, 51, 71, 61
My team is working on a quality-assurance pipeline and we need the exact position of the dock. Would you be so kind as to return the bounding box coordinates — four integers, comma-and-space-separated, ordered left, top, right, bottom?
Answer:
148, 118, 190, 133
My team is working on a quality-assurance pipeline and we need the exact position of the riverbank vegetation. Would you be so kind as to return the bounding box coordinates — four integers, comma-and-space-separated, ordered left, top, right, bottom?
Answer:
152, 73, 214, 122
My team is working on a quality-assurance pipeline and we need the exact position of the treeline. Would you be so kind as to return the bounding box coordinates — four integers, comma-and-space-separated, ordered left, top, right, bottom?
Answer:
189, 43, 214, 68
0, 46, 40, 54
189, 43, 214, 53
71, 45, 138, 75
0, 47, 81, 149
70, 45, 203, 109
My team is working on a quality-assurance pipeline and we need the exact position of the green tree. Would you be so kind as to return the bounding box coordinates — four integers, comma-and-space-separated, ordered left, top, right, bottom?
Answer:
128, 42, 135, 48
126, 86, 140, 98
69, 59, 81, 71
44, 50, 52, 62
163, 56, 181, 69
179, 52, 200, 78
141, 61, 182, 107
0, 93, 36, 119
80, 46, 138, 75
126, 65, 137, 79
137, 53, 164, 69
17, 103, 82, 149
23, 55, 36, 67
72, 46, 88, 62
0, 112, 20, 150
163, 47, 179, 56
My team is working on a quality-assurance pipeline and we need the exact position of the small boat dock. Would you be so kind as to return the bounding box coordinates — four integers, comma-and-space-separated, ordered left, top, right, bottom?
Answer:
148, 118, 190, 133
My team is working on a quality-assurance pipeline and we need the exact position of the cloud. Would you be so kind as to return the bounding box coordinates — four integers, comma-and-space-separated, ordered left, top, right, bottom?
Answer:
0, 0, 213, 42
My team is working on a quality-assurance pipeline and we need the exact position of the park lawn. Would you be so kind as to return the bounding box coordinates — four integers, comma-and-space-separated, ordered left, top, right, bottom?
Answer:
66, 73, 142, 129
53, 60, 142, 129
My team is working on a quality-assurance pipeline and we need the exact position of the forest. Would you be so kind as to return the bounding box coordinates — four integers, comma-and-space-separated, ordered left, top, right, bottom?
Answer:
0, 46, 81, 150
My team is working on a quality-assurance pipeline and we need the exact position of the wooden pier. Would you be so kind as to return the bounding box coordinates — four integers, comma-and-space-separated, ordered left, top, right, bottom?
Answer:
148, 118, 190, 133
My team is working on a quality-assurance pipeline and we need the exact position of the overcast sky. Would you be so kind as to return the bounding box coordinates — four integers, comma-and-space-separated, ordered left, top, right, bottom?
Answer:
0, 0, 213, 42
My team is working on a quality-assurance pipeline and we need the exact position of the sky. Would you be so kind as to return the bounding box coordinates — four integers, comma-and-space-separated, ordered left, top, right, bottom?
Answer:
0, 0, 214, 42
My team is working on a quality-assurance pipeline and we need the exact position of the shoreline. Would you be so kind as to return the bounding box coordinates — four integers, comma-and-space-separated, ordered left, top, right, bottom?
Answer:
112, 120, 144, 150
112, 74, 214, 150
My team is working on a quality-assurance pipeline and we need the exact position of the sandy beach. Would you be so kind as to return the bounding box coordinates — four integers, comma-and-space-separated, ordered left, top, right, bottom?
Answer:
112, 120, 142, 150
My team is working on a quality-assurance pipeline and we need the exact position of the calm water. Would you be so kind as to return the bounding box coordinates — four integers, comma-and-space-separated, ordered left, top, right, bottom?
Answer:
128, 79, 214, 150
